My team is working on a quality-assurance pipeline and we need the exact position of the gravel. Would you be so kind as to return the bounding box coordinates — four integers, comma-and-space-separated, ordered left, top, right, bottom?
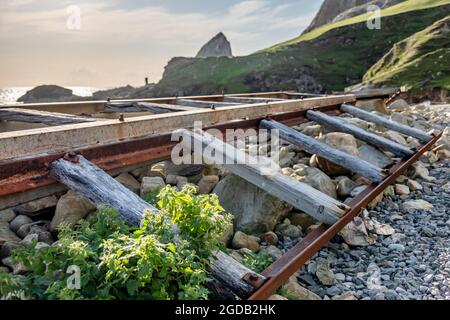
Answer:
295, 161, 450, 300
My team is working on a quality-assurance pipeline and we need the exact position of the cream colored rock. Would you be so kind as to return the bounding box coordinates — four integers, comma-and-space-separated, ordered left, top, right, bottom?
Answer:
407, 179, 423, 191
140, 177, 166, 197
267, 294, 289, 300
231, 231, 260, 253
0, 222, 21, 246
293, 164, 337, 198
15, 196, 58, 216
115, 172, 141, 194
260, 231, 279, 246
314, 133, 359, 176
384, 131, 407, 145
402, 200, 433, 211
316, 258, 336, 286
332, 292, 358, 300
281, 281, 321, 300
395, 184, 410, 196
339, 217, 376, 247
356, 99, 388, 114
197, 175, 219, 194
0, 209, 16, 223
388, 99, 409, 112
50, 191, 95, 232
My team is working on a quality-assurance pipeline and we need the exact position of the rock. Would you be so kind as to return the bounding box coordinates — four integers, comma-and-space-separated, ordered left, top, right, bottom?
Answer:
301, 124, 322, 137
27, 225, 54, 244
365, 219, 395, 236
203, 164, 227, 178
443, 182, 450, 193
165, 174, 177, 185
20, 233, 38, 246
175, 176, 189, 190
115, 173, 141, 194
265, 245, 283, 261
390, 112, 409, 125
280, 281, 321, 300
407, 179, 423, 191
436, 149, 450, 161
276, 223, 302, 239
0, 222, 21, 246
213, 174, 292, 233
267, 294, 288, 300
408, 162, 434, 181
355, 99, 389, 114
316, 258, 336, 286
197, 175, 219, 194
0, 209, 16, 223
92, 85, 137, 100
384, 131, 407, 145
395, 184, 410, 195
350, 185, 366, 197
260, 231, 278, 246
388, 99, 409, 111
50, 191, 96, 232
196, 32, 232, 58
288, 212, 316, 230
336, 176, 357, 197
315, 133, 359, 176
332, 292, 358, 300
1, 257, 28, 275
358, 144, 394, 168
17, 85, 79, 103
339, 217, 376, 247
9, 215, 33, 233
14, 196, 58, 216
402, 200, 433, 212
147, 162, 168, 179
231, 231, 260, 253
140, 177, 166, 197
388, 243, 405, 252
0, 241, 21, 259
293, 164, 337, 198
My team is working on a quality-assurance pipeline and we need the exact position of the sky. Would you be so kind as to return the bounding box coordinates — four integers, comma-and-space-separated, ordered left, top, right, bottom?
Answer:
0, 0, 322, 87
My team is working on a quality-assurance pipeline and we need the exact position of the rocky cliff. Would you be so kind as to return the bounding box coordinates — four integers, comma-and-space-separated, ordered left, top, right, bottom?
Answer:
303, 0, 370, 34
195, 32, 232, 58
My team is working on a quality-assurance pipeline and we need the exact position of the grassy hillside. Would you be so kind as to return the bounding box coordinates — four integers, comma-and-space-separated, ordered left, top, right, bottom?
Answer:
152, 3, 450, 97
266, 0, 450, 51
358, 16, 450, 90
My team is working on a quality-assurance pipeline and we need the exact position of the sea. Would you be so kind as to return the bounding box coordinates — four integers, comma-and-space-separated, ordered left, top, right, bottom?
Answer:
0, 86, 104, 105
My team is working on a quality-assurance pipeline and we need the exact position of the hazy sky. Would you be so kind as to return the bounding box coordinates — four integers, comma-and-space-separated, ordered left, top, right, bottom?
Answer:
0, 0, 322, 87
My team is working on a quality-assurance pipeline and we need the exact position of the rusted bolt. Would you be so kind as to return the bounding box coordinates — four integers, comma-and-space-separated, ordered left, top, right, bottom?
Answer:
119, 114, 125, 122
63, 152, 79, 163
242, 272, 264, 288
211, 105, 216, 110
107, 97, 111, 102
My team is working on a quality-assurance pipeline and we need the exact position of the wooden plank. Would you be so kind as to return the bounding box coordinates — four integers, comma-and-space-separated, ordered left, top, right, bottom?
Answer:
260, 119, 386, 182
179, 129, 348, 225
105, 102, 199, 114
50, 155, 266, 299
223, 97, 284, 104
307, 110, 414, 158
0, 95, 355, 160
341, 104, 433, 143
0, 108, 97, 125
175, 99, 241, 108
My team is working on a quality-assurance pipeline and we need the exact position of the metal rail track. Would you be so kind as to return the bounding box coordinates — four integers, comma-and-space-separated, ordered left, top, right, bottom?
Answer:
0, 90, 441, 300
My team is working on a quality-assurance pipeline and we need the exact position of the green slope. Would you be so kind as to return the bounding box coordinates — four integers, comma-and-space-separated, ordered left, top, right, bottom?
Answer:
358, 16, 450, 90
152, 3, 450, 97
266, 0, 450, 51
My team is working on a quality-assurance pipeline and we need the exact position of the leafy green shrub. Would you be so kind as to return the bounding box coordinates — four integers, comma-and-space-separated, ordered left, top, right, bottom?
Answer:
0, 185, 232, 300
241, 251, 273, 274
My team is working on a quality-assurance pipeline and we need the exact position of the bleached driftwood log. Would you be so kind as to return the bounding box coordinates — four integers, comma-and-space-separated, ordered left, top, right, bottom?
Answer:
50, 155, 265, 299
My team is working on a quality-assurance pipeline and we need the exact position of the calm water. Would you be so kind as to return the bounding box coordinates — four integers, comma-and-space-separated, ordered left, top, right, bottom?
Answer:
0, 86, 103, 105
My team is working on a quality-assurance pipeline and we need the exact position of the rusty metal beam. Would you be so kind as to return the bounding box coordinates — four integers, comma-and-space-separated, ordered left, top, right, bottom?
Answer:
0, 105, 342, 202
248, 131, 443, 300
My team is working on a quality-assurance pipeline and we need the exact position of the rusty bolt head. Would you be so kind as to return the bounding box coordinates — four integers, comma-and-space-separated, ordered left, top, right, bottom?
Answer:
119, 114, 125, 122
63, 152, 80, 163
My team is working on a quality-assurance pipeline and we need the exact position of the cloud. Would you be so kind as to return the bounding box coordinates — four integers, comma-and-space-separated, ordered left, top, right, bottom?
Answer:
0, 0, 317, 86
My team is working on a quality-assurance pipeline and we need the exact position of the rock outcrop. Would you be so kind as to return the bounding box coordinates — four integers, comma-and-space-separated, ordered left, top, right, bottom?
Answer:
196, 32, 232, 58
17, 85, 81, 103
303, 0, 370, 34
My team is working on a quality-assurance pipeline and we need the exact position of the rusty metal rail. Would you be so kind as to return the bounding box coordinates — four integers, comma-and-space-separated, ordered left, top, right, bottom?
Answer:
248, 131, 442, 300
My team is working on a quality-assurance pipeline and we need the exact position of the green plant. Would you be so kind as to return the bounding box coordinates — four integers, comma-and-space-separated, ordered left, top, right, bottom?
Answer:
0, 185, 232, 300
241, 250, 273, 274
